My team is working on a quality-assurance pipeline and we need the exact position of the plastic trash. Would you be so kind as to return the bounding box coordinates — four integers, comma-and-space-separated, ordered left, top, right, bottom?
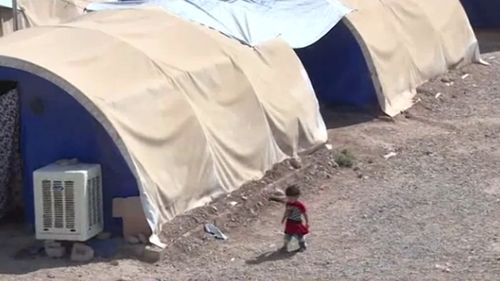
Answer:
204, 223, 228, 240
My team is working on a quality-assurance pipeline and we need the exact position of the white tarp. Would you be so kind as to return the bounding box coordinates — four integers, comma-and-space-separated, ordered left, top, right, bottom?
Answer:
86, 0, 352, 48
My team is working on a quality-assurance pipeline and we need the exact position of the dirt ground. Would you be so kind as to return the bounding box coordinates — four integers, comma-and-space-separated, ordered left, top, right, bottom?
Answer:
0, 33, 499, 281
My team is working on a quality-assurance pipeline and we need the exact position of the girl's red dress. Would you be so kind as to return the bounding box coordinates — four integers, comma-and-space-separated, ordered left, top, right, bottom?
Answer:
284, 200, 309, 235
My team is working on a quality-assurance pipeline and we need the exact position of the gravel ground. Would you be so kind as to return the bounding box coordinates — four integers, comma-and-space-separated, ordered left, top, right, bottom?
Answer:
0, 39, 499, 281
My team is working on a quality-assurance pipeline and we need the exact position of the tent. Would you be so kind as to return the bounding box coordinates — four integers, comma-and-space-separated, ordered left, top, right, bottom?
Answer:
0, 7, 327, 246
460, 0, 500, 28
88, 0, 481, 116
299, 0, 481, 116
0, 0, 89, 36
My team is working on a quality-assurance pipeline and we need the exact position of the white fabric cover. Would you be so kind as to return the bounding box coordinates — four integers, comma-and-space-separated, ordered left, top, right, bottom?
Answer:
341, 0, 481, 116
0, 7, 327, 244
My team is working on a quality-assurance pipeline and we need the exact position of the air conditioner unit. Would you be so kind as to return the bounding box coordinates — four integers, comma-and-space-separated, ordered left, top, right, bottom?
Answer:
33, 161, 103, 241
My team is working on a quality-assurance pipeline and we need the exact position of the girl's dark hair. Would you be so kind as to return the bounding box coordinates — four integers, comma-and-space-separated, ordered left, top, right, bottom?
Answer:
285, 184, 301, 197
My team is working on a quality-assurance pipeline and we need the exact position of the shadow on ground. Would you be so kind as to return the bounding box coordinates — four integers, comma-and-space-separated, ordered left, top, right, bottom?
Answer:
0, 222, 126, 275
476, 29, 500, 53
246, 250, 299, 265
320, 104, 379, 130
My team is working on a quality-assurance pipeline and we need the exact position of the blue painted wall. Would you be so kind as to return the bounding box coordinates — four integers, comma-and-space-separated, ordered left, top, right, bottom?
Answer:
295, 20, 378, 108
460, 0, 500, 28
0, 67, 138, 234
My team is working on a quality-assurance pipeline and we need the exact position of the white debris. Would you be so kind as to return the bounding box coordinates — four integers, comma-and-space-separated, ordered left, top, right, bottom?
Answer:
435, 263, 451, 273
383, 152, 398, 160
229, 201, 238, 207
461, 73, 470, 80
325, 143, 333, 150
435, 92, 442, 99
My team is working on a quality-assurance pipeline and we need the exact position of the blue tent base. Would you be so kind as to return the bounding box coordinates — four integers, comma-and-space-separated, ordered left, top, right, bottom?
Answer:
295, 20, 378, 109
0, 67, 140, 235
460, 0, 500, 28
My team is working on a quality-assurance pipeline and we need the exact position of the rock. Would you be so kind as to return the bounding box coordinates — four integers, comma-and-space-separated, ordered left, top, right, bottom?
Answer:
289, 157, 302, 169
268, 188, 286, 203
138, 233, 148, 244
328, 160, 340, 168
44, 240, 65, 258
435, 263, 451, 273
142, 245, 164, 263
440, 77, 452, 83
124, 244, 145, 257
109, 260, 119, 266
47, 273, 56, 279
271, 188, 285, 198
97, 232, 112, 240
125, 235, 140, 245
71, 243, 94, 262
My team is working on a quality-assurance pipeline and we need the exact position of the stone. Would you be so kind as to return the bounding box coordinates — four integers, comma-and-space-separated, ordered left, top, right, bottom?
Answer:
142, 245, 164, 263
71, 243, 94, 262
125, 235, 140, 244
97, 232, 112, 240
289, 157, 302, 169
44, 240, 65, 258
109, 260, 119, 266
138, 233, 148, 244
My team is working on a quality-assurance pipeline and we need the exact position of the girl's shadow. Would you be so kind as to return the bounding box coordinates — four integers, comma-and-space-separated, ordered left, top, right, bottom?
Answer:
245, 249, 299, 265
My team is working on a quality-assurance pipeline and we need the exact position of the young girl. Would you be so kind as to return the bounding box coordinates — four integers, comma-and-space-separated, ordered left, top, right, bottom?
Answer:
280, 184, 309, 252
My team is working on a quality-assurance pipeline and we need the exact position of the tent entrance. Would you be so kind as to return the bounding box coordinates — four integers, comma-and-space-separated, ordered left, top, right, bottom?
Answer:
0, 81, 24, 222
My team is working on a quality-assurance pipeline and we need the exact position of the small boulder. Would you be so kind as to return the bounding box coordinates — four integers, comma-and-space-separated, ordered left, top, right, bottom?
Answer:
289, 157, 302, 169
71, 243, 94, 262
137, 233, 148, 244
125, 235, 140, 245
44, 240, 65, 258
142, 245, 163, 263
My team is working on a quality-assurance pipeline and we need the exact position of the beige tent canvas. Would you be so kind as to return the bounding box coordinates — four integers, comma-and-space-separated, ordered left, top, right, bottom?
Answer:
339, 0, 481, 116
87, 0, 482, 117
0, 7, 327, 246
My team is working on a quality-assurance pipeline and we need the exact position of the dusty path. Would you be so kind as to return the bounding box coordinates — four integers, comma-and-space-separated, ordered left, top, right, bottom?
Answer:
0, 50, 499, 281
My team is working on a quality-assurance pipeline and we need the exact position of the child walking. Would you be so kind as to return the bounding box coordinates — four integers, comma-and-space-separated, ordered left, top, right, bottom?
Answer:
280, 184, 309, 252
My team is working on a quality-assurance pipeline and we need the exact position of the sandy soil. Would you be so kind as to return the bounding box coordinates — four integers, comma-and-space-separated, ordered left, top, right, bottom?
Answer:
0, 36, 499, 281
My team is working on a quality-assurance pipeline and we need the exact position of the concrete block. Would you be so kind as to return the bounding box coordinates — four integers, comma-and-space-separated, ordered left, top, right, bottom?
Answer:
71, 243, 94, 262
